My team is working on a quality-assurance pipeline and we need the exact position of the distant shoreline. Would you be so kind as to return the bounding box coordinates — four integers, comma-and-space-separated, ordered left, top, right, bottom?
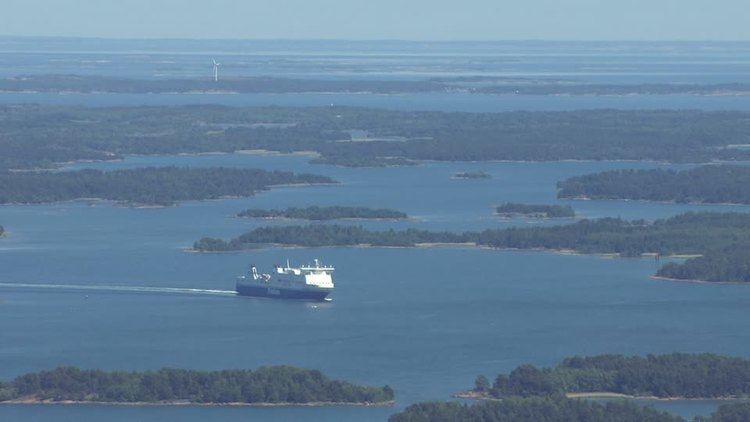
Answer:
236, 216, 413, 222
0, 182, 337, 208
4, 88, 750, 97
454, 390, 745, 402
1, 398, 395, 408
650, 275, 747, 285
562, 195, 750, 207
187, 242, 700, 261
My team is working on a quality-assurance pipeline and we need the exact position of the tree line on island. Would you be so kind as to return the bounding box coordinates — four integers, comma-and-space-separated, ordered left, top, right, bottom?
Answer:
471, 353, 750, 399
237, 206, 408, 221
656, 246, 750, 283
558, 165, 750, 205
193, 212, 750, 283
5, 106, 750, 171
0, 366, 393, 405
496, 203, 575, 218
390, 353, 750, 422
390, 398, 750, 422
0, 167, 335, 206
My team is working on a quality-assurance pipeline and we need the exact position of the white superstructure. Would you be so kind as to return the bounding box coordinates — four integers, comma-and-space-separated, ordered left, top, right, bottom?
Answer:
274, 259, 335, 289
237, 259, 334, 300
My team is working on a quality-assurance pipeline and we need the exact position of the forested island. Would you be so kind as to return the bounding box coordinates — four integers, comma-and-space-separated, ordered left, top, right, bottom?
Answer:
390, 398, 749, 422
4, 75, 750, 97
392, 353, 750, 421
0, 366, 394, 406
0, 167, 335, 206
496, 203, 575, 218
237, 206, 408, 220
657, 246, 750, 283
390, 397, 682, 422
558, 165, 750, 204
193, 212, 750, 283
5, 106, 750, 170
453, 171, 491, 179
466, 353, 750, 399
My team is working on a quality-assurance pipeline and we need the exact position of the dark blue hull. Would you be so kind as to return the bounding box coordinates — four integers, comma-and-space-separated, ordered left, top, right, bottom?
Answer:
236, 283, 331, 301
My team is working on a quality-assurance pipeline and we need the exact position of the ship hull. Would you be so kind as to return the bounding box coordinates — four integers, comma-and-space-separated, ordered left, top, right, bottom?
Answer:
236, 283, 331, 301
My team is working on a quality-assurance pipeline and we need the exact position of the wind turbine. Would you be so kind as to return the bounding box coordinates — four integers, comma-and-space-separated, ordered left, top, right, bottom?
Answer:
212, 59, 221, 82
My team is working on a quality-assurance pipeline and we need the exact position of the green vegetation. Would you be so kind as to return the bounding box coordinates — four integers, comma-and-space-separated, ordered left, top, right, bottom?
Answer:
194, 225, 464, 250
389, 397, 682, 422
4, 106, 750, 170
697, 402, 750, 422
496, 203, 575, 218
391, 354, 750, 421
657, 246, 750, 283
0, 167, 334, 206
194, 212, 750, 282
0, 366, 394, 405
558, 165, 750, 204
194, 212, 745, 256
454, 171, 491, 179
237, 206, 408, 220
475, 353, 750, 399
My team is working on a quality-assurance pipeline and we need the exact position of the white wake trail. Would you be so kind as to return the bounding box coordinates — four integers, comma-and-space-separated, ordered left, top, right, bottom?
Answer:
0, 282, 237, 297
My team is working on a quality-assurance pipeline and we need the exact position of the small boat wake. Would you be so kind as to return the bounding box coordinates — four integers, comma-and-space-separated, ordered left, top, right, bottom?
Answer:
0, 282, 237, 297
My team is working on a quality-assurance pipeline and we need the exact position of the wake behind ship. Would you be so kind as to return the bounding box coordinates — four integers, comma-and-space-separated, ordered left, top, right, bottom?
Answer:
236, 259, 334, 300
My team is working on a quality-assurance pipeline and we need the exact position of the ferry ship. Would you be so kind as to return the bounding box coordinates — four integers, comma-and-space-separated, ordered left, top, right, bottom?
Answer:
235, 259, 334, 300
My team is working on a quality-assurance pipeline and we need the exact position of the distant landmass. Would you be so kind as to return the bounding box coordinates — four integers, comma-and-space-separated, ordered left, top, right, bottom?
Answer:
453, 171, 492, 179
5, 106, 750, 170
558, 165, 750, 204
0, 366, 394, 406
0, 167, 335, 206
237, 206, 408, 221
193, 212, 750, 283
0, 74, 442, 95
4, 75, 750, 97
496, 203, 575, 218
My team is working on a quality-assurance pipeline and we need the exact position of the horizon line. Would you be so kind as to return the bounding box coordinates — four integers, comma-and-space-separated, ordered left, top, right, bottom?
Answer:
1, 35, 749, 43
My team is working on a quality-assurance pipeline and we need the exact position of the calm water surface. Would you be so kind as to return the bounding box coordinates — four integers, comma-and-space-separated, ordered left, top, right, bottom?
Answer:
1, 154, 749, 421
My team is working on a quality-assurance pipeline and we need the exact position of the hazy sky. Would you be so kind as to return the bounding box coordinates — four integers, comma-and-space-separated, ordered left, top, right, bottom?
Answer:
1, 0, 748, 41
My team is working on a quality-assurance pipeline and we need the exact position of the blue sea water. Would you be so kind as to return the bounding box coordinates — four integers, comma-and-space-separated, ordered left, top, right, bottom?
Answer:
2, 155, 750, 421
1, 40, 750, 421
